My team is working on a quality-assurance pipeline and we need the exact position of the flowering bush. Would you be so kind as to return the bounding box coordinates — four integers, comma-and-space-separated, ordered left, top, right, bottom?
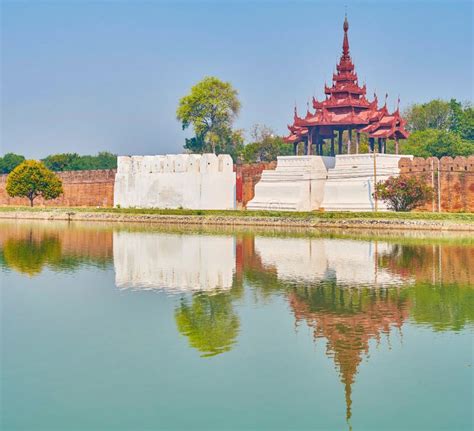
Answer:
374, 175, 434, 212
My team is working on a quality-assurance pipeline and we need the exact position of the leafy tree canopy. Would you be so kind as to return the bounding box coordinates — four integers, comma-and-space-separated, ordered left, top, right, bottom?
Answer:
0, 153, 25, 174
177, 77, 241, 156
402, 129, 473, 158
42, 151, 117, 171
401, 99, 473, 157
6, 160, 63, 207
242, 124, 293, 163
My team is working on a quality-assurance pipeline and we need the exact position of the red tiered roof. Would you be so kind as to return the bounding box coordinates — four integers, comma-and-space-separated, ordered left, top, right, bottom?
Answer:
284, 16, 409, 143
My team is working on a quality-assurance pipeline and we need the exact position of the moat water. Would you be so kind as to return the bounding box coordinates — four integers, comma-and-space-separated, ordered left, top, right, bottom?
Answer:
1, 220, 473, 431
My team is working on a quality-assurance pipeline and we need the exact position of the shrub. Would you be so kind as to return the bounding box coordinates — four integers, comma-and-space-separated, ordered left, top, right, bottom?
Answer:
374, 175, 433, 212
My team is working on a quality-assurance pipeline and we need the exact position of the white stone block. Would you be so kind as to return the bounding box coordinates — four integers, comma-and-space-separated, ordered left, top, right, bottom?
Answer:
114, 153, 236, 209
321, 154, 413, 211
247, 155, 335, 211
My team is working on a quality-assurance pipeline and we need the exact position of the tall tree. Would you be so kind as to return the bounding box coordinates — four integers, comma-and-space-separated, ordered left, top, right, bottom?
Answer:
6, 160, 63, 207
177, 76, 241, 155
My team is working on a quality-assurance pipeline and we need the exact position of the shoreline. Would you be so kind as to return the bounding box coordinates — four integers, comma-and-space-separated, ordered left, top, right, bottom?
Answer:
1, 208, 473, 232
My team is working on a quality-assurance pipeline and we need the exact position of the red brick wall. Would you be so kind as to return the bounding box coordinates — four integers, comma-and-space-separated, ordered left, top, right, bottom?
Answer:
235, 162, 277, 208
0, 169, 116, 207
398, 156, 474, 213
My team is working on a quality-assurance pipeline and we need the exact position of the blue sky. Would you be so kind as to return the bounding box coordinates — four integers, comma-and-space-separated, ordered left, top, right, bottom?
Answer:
1, 0, 473, 158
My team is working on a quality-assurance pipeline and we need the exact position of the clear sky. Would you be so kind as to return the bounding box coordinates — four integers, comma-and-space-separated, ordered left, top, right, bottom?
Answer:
1, 0, 473, 158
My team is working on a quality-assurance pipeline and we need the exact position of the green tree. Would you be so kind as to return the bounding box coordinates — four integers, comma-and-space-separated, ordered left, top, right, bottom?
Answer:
175, 292, 240, 357
242, 125, 293, 163
374, 175, 433, 212
403, 99, 452, 132
42, 152, 117, 171
42, 153, 79, 171
6, 160, 63, 207
402, 129, 473, 158
0, 153, 25, 174
449, 99, 474, 140
177, 76, 241, 155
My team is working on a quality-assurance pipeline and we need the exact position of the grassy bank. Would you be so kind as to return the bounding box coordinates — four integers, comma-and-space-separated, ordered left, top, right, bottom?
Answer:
0, 206, 472, 231
0, 205, 473, 222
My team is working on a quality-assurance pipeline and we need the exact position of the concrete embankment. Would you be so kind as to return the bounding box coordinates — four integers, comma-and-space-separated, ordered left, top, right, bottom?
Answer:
0, 209, 473, 232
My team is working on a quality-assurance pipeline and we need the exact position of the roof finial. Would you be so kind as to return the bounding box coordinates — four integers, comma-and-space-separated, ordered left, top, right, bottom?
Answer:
342, 13, 350, 56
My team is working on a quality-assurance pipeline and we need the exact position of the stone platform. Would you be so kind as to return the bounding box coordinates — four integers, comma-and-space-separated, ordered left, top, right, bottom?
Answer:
247, 156, 335, 211
321, 154, 413, 211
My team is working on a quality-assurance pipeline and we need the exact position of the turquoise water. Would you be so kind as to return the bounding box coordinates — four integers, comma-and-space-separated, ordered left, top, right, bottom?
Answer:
1, 221, 473, 431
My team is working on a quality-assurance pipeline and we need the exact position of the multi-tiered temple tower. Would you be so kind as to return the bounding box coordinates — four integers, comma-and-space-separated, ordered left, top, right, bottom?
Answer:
285, 16, 409, 155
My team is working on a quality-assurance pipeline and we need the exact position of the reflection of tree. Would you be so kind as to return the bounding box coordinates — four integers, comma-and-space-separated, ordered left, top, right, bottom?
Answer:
289, 284, 409, 425
0, 223, 114, 276
3, 234, 62, 276
408, 282, 474, 331
175, 292, 240, 357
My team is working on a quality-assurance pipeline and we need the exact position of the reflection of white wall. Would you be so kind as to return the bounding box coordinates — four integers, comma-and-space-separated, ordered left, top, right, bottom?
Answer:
113, 232, 235, 291
114, 154, 235, 209
255, 237, 408, 286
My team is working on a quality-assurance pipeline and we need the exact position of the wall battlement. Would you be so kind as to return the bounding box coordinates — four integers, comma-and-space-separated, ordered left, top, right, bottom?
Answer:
398, 156, 474, 212
114, 153, 235, 210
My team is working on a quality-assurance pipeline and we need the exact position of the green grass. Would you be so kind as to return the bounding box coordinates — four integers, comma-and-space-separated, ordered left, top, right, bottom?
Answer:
0, 205, 473, 222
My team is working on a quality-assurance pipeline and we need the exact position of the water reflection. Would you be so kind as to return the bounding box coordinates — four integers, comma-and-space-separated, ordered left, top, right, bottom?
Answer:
1, 221, 473, 426
175, 292, 240, 357
0, 221, 113, 275
113, 231, 235, 291
289, 285, 409, 423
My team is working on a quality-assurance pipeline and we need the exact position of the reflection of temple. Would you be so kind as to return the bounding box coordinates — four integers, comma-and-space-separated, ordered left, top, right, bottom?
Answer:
113, 232, 235, 291
289, 287, 409, 423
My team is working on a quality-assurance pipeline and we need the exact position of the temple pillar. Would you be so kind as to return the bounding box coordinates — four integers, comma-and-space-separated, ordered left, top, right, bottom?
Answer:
304, 141, 308, 155
348, 128, 353, 154
293, 142, 298, 156
307, 128, 313, 156
338, 130, 343, 154
314, 128, 320, 155
377, 138, 383, 153
320, 139, 324, 156
369, 137, 375, 153
356, 132, 360, 154
330, 134, 335, 156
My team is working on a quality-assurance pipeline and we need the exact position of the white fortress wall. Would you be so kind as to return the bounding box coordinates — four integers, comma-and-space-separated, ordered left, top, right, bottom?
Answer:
247, 156, 336, 211
321, 154, 413, 211
113, 154, 235, 209
113, 231, 236, 292
254, 236, 410, 287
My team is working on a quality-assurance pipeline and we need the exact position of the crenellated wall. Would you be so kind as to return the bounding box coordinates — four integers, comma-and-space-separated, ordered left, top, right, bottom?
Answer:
113, 153, 236, 209
398, 156, 474, 213
0, 169, 116, 207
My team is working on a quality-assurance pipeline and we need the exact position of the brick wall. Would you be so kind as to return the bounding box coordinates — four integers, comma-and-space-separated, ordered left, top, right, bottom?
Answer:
0, 169, 116, 207
398, 156, 474, 212
235, 162, 277, 208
